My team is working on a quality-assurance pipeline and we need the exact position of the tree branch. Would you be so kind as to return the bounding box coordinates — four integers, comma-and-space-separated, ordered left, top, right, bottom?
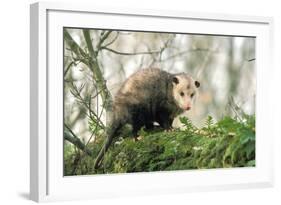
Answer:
100, 47, 161, 56
82, 29, 96, 58
97, 31, 113, 50
64, 124, 93, 156
68, 80, 106, 129
102, 32, 119, 48
64, 29, 113, 110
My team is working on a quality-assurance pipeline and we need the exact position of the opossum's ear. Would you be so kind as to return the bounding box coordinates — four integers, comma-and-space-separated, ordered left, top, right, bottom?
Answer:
195, 81, 200, 88
172, 76, 179, 85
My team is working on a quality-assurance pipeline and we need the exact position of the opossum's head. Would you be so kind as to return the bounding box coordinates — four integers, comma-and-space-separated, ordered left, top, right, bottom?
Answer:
172, 73, 200, 111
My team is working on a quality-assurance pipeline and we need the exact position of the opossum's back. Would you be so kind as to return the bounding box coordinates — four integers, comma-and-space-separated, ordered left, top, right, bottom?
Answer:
118, 68, 170, 98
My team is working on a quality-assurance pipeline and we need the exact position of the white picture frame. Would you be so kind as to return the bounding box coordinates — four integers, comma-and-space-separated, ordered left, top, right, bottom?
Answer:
30, 2, 274, 202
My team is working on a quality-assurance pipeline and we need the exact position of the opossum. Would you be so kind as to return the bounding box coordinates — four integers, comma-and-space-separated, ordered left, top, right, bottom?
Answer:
94, 68, 200, 169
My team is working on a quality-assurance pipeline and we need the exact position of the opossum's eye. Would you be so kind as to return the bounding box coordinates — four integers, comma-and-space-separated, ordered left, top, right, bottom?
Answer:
190, 93, 195, 98
180, 92, 184, 97
173, 76, 179, 84
195, 81, 200, 88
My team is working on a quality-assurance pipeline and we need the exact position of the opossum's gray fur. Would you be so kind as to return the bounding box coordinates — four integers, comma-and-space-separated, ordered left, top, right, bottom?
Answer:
94, 68, 199, 169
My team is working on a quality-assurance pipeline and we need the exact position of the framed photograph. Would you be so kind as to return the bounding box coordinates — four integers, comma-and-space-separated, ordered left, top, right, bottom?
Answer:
30, 2, 274, 202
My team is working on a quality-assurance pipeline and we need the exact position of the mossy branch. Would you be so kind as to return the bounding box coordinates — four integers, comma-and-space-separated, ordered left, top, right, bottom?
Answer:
64, 115, 255, 175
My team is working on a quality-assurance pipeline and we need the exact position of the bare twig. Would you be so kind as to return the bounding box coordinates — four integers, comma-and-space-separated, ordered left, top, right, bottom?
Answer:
101, 47, 161, 56
86, 99, 106, 146
68, 81, 106, 129
97, 31, 113, 50
64, 61, 75, 76
64, 124, 93, 156
69, 97, 107, 171
228, 97, 243, 122
64, 29, 113, 110
102, 32, 120, 48
82, 29, 113, 110
64, 59, 83, 77
161, 48, 215, 62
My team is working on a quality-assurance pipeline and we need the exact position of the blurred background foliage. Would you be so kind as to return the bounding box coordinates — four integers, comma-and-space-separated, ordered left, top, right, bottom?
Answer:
63, 28, 255, 175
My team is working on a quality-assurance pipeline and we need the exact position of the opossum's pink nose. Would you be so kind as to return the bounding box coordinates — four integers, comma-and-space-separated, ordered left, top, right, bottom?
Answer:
185, 106, 191, 111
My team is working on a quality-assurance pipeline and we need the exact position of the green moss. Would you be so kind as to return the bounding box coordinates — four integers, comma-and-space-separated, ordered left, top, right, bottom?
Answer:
64, 115, 255, 175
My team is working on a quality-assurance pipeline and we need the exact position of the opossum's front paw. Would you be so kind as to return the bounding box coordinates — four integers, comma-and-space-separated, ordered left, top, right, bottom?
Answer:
134, 135, 143, 141
164, 128, 174, 132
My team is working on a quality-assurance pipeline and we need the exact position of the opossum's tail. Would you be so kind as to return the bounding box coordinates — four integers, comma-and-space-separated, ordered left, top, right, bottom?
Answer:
93, 135, 113, 169
94, 122, 122, 169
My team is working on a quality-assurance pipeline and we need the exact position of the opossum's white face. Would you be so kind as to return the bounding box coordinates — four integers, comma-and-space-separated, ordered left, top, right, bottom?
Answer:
172, 74, 200, 111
